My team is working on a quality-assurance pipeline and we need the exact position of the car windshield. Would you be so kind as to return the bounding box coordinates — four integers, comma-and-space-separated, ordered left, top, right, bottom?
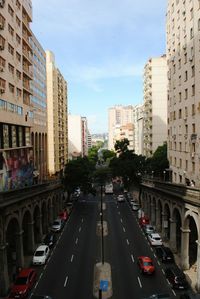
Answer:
35, 250, 45, 256
143, 261, 153, 266
15, 277, 28, 285
154, 237, 161, 240
53, 221, 60, 226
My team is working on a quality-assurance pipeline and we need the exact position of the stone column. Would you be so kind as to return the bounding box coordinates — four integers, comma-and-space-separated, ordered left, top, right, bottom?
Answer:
162, 213, 169, 241
49, 203, 54, 224
27, 221, 35, 253
155, 205, 161, 232
180, 228, 190, 270
170, 218, 177, 252
0, 243, 9, 296
151, 202, 156, 226
196, 240, 200, 292
15, 230, 24, 267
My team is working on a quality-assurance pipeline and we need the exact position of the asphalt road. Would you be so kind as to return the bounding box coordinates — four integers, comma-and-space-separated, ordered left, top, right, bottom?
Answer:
29, 194, 187, 299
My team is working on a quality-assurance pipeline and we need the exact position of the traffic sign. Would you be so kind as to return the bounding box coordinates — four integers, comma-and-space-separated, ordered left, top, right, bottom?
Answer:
100, 280, 108, 292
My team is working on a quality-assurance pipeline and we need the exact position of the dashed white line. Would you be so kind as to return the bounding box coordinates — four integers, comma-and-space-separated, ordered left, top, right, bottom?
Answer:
71, 254, 74, 262
81, 218, 84, 223
123, 227, 126, 232
131, 254, 134, 263
157, 261, 160, 266
137, 276, 142, 288
153, 253, 157, 258
162, 269, 165, 275
172, 289, 176, 296
126, 239, 130, 245
64, 276, 69, 287
75, 238, 78, 245
79, 227, 81, 232
120, 218, 123, 223
118, 211, 120, 214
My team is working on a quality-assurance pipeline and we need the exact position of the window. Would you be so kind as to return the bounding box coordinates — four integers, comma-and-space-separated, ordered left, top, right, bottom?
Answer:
179, 92, 182, 102
184, 71, 188, 81
16, 52, 21, 62
16, 88, 21, 98
185, 106, 188, 117
173, 111, 176, 120
8, 63, 14, 75
192, 104, 195, 115
192, 123, 195, 133
16, 70, 21, 80
178, 58, 181, 69
190, 28, 194, 39
185, 160, 188, 171
191, 65, 195, 77
190, 8, 193, 20
8, 43, 14, 56
192, 84, 195, 96
16, 34, 21, 45
16, 16, 21, 27
9, 83, 14, 94
192, 162, 195, 172
16, 0, 21, 9
8, 24, 14, 37
180, 159, 182, 168
179, 75, 181, 85
0, 35, 5, 49
179, 142, 182, 151
179, 109, 182, 119
8, 5, 14, 17
185, 124, 188, 133
174, 142, 176, 150
184, 52, 187, 63
185, 88, 188, 99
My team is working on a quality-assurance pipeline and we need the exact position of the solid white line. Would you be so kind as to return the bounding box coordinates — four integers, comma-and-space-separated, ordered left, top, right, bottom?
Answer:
172, 289, 176, 296
118, 211, 120, 215
137, 276, 142, 288
34, 281, 38, 288
131, 254, 134, 263
120, 218, 123, 223
167, 279, 171, 285
123, 227, 126, 232
75, 238, 78, 244
79, 227, 81, 232
39, 273, 43, 280
64, 276, 68, 287
71, 254, 74, 262
126, 239, 130, 245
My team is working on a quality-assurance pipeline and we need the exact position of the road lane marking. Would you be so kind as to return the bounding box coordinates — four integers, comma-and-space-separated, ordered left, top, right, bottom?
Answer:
172, 289, 176, 296
137, 276, 142, 288
126, 239, 130, 245
118, 211, 120, 215
81, 218, 84, 223
154, 253, 156, 258
123, 227, 126, 232
79, 227, 81, 232
131, 254, 134, 263
167, 279, 171, 285
64, 276, 69, 287
162, 269, 165, 275
120, 218, 123, 223
157, 261, 160, 265
71, 254, 74, 262
75, 238, 78, 245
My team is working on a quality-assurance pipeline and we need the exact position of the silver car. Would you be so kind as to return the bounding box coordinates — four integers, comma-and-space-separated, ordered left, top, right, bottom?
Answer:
144, 224, 155, 235
51, 218, 64, 232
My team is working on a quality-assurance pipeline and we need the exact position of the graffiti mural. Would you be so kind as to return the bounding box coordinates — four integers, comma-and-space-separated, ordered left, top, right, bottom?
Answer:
0, 148, 34, 191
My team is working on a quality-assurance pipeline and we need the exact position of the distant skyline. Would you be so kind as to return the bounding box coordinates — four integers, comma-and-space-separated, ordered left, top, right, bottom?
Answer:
32, 0, 167, 134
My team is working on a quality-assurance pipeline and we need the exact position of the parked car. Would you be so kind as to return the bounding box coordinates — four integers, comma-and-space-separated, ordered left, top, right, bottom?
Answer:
117, 194, 125, 202
30, 296, 53, 299
165, 266, 188, 289
179, 294, 200, 299
43, 233, 56, 248
148, 233, 162, 246
143, 224, 155, 235
51, 218, 64, 232
137, 256, 155, 274
143, 294, 171, 299
155, 246, 174, 263
59, 210, 68, 221
139, 216, 150, 227
8, 268, 37, 298
131, 203, 140, 211
32, 245, 50, 265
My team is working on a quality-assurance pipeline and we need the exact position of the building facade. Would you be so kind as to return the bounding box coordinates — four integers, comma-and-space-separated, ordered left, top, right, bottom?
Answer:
46, 50, 68, 175
0, 0, 34, 191
108, 105, 134, 151
134, 104, 144, 155
68, 114, 89, 159
167, 0, 200, 187
30, 32, 47, 182
143, 56, 168, 158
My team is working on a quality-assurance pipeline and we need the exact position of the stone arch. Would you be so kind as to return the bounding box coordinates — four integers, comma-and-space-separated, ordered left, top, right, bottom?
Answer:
163, 202, 171, 240
156, 198, 162, 232
41, 201, 48, 234
183, 212, 199, 267
22, 209, 34, 255
5, 216, 20, 281
171, 207, 182, 252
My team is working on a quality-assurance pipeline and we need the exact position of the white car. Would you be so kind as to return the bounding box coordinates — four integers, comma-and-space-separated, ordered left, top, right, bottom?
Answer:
148, 233, 162, 246
117, 194, 125, 202
33, 245, 50, 265
131, 203, 140, 211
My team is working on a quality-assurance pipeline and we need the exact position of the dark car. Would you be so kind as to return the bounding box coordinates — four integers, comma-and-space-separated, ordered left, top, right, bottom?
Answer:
143, 294, 171, 299
165, 266, 188, 289
179, 294, 200, 299
155, 246, 174, 263
43, 233, 56, 248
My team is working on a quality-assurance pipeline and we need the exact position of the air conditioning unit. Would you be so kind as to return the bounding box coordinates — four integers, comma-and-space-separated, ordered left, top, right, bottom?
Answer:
0, 87, 5, 93
182, 44, 187, 50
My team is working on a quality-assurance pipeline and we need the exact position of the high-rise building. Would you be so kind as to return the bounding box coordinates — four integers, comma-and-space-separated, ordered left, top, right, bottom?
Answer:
46, 50, 68, 175
30, 32, 47, 182
68, 114, 89, 159
134, 104, 144, 155
143, 56, 168, 157
87, 130, 92, 149
108, 105, 134, 150
0, 0, 34, 191
166, 0, 200, 187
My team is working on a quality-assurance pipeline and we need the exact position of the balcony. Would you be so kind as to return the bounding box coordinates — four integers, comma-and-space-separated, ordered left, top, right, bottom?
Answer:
191, 134, 197, 142
23, 65, 33, 79
0, 15, 5, 29
23, 48, 33, 64
22, 32, 31, 49
23, 82, 32, 94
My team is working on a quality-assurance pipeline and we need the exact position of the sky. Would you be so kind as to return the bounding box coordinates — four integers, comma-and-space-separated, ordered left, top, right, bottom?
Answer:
31, 0, 167, 134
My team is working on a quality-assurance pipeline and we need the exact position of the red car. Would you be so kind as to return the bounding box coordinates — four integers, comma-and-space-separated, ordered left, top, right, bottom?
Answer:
8, 268, 37, 298
138, 256, 155, 274
59, 210, 68, 221
139, 216, 149, 227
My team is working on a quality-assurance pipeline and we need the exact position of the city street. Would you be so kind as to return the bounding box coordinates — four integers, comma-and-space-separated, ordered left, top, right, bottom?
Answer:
30, 194, 183, 299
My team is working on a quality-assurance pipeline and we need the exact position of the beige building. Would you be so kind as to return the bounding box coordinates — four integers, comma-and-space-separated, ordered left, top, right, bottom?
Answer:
134, 104, 144, 155
143, 56, 168, 158
68, 114, 89, 159
46, 50, 68, 175
108, 105, 134, 151
30, 32, 47, 182
167, 0, 200, 187
0, 0, 34, 191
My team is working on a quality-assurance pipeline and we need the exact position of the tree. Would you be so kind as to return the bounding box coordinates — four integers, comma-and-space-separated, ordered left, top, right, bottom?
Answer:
114, 138, 130, 155
146, 143, 169, 176
101, 149, 116, 163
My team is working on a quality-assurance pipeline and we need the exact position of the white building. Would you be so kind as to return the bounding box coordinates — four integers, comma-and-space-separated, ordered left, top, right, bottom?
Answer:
143, 56, 168, 157
166, 0, 200, 187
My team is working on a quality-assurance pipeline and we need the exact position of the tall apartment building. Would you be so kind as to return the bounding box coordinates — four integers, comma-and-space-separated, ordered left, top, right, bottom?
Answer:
108, 105, 134, 151
167, 0, 200, 186
30, 32, 47, 182
143, 56, 168, 158
0, 0, 34, 191
68, 114, 89, 159
46, 50, 68, 175
134, 104, 144, 155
